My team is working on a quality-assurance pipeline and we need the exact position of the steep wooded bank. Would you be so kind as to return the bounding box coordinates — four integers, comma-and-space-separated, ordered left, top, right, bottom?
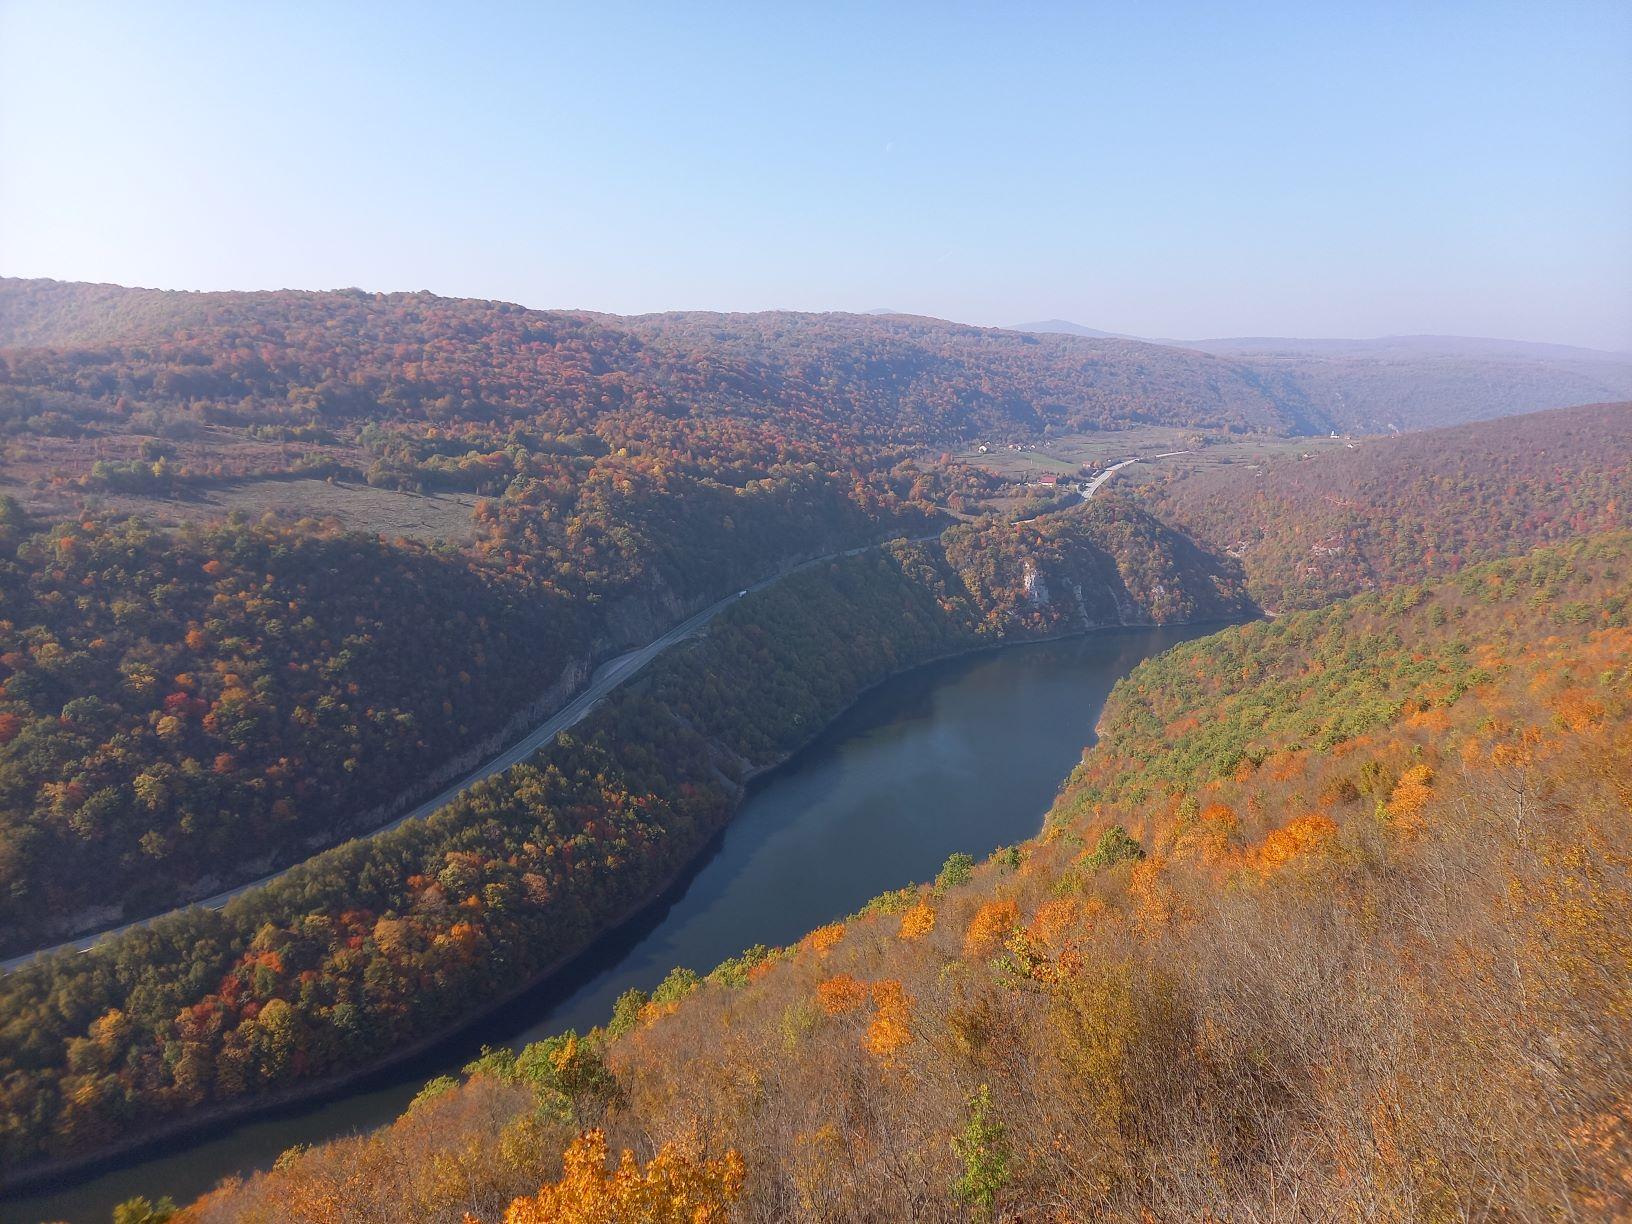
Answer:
0, 501, 1248, 1182
1138, 401, 1632, 609
0, 482, 930, 956
0, 504, 571, 955
188, 533, 1631, 1222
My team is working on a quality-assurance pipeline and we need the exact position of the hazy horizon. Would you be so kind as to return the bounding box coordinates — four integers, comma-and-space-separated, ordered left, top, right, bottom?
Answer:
8, 273, 1632, 356
2, 1, 1629, 349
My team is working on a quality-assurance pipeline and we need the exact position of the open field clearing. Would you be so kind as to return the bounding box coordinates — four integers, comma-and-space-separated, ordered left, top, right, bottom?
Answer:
0, 472, 482, 544
953, 425, 1360, 487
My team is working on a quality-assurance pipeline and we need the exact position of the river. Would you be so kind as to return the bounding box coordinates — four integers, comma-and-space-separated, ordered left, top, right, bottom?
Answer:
7, 623, 1210, 1223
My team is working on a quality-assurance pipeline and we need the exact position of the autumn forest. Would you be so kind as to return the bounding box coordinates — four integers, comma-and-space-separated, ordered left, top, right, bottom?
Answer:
0, 279, 1627, 1222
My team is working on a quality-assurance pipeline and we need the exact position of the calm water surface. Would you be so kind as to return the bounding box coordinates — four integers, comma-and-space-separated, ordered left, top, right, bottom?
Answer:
9, 624, 1210, 1223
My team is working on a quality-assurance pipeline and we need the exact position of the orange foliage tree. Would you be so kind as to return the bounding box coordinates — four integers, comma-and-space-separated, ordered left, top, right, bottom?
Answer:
501, 1129, 743, 1224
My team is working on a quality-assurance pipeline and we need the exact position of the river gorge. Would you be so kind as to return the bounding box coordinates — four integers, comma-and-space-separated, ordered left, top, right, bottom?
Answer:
10, 624, 1212, 1223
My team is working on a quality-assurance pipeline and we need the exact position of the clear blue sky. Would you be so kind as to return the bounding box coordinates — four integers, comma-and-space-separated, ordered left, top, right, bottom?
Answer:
2, 1, 1629, 348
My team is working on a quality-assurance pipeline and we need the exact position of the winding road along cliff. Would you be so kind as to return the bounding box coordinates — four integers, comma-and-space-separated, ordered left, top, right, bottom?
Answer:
2, 453, 1166, 975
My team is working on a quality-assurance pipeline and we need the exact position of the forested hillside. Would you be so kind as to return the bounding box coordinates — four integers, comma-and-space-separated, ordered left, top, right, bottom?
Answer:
7, 276, 1020, 949
8, 280, 1625, 452
188, 533, 1631, 1222
1139, 401, 1632, 608
0, 500, 1248, 1181
616, 311, 1305, 434
0, 463, 928, 954
0, 280, 1296, 441
4, 290, 1621, 953
0, 274, 1473, 958
0, 275, 1296, 955
0, 502, 576, 955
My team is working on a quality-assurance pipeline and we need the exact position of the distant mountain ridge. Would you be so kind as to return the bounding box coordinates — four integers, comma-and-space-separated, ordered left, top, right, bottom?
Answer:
4, 278, 1630, 435
1180, 333, 1632, 362
1013, 317, 1630, 362
1009, 316, 1632, 428
1009, 318, 1133, 340
0, 279, 1307, 438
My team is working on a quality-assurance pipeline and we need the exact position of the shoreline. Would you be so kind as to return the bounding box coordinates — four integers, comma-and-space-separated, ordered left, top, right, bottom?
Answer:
2, 612, 1246, 1201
